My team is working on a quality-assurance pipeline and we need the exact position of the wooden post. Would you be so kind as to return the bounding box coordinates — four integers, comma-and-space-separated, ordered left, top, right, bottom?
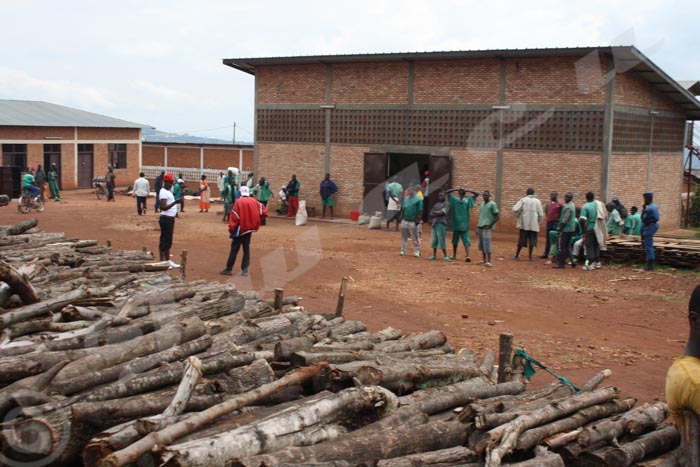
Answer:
497, 333, 513, 384
274, 288, 284, 311
142, 246, 148, 253
335, 277, 349, 318
681, 410, 700, 466
179, 250, 188, 280
107, 239, 112, 248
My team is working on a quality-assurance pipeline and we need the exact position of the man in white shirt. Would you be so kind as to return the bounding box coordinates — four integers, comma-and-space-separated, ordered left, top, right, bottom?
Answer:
133, 172, 150, 215
158, 173, 183, 268
512, 187, 544, 261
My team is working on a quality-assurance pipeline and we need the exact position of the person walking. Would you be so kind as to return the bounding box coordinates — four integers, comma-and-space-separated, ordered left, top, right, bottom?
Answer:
219, 186, 268, 277
222, 170, 236, 223
579, 191, 601, 270
541, 191, 562, 258
252, 176, 271, 225
386, 176, 403, 230
105, 166, 116, 202
447, 187, 479, 262
512, 187, 543, 261
199, 175, 211, 213
477, 190, 499, 267
172, 174, 183, 217
47, 163, 60, 201
319, 173, 338, 219
177, 174, 186, 212
217, 172, 225, 199
641, 192, 660, 271
286, 174, 300, 217
154, 170, 164, 213
133, 172, 150, 215
399, 186, 423, 257
158, 173, 182, 268
428, 191, 450, 261
35, 164, 46, 200
553, 192, 576, 269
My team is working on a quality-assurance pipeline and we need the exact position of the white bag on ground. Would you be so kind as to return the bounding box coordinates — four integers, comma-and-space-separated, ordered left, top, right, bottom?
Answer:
357, 213, 371, 225
295, 200, 308, 226
368, 211, 382, 229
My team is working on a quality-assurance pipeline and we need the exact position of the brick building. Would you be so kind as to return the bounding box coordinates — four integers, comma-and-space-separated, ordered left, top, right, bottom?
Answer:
0, 100, 148, 196
224, 46, 700, 228
142, 141, 254, 173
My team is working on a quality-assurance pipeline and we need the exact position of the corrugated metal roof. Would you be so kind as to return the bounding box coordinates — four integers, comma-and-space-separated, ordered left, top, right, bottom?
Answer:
0, 100, 151, 128
223, 45, 700, 119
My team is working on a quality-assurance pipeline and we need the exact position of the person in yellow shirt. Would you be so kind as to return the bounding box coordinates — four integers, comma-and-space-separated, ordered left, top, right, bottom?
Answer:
666, 285, 700, 433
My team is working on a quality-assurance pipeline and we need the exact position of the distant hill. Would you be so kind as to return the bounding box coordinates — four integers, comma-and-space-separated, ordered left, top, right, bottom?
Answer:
142, 128, 251, 145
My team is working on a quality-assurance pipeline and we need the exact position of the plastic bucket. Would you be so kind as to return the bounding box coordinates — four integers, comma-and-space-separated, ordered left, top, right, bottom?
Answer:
350, 210, 360, 221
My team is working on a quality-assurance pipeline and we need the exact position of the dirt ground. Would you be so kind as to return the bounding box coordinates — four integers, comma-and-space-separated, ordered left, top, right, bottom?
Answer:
2, 190, 696, 404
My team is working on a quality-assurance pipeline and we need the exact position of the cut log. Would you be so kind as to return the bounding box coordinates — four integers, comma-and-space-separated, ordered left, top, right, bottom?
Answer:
116, 286, 196, 318
399, 380, 525, 415
480, 349, 496, 380
5, 218, 38, 235
375, 446, 479, 467
0, 286, 90, 329
229, 414, 468, 467
678, 410, 700, 467
580, 425, 680, 467
219, 359, 276, 394
503, 451, 565, 466
515, 398, 636, 451
290, 346, 451, 367
577, 401, 668, 447
96, 365, 323, 467
374, 330, 447, 352
580, 368, 612, 392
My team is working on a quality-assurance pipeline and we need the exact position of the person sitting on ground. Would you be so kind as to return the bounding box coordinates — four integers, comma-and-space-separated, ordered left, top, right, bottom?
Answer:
428, 191, 450, 261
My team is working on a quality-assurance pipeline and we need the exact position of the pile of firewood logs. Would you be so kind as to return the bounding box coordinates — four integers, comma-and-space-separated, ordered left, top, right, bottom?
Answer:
0, 219, 687, 466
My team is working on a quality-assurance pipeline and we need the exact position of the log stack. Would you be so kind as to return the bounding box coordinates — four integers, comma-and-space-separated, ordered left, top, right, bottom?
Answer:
603, 234, 700, 268
0, 219, 683, 466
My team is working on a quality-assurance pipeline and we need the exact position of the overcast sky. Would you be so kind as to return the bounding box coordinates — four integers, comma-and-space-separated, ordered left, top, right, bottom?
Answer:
1, 0, 698, 142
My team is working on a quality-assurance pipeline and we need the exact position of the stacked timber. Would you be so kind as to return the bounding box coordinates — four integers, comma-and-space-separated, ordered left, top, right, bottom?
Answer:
603, 234, 700, 268
0, 219, 685, 466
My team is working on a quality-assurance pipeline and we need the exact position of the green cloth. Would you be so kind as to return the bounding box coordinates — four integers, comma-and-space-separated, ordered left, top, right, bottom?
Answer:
430, 223, 447, 249
580, 201, 597, 232
172, 182, 182, 199
549, 230, 560, 257
252, 184, 270, 202
607, 209, 623, 235
47, 170, 58, 182
560, 201, 577, 233
388, 182, 402, 198
628, 212, 642, 235
449, 194, 475, 231
401, 195, 423, 221
477, 200, 499, 228
572, 221, 583, 243
22, 173, 35, 188
322, 196, 333, 207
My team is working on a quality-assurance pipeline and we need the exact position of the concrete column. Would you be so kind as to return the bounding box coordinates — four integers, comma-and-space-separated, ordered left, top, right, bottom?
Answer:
495, 58, 507, 209
600, 55, 616, 202
324, 64, 333, 174
200, 146, 204, 171
164, 145, 168, 169
253, 72, 259, 177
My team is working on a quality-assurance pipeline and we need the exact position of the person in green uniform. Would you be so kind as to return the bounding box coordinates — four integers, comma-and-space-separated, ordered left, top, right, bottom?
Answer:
35, 164, 46, 200
386, 176, 403, 230
626, 206, 642, 236
172, 175, 182, 217
553, 192, 577, 269
428, 191, 450, 261
21, 172, 40, 199
579, 192, 601, 271
477, 191, 499, 267
47, 163, 60, 201
400, 186, 423, 257
447, 187, 479, 262
252, 176, 271, 225
606, 202, 624, 235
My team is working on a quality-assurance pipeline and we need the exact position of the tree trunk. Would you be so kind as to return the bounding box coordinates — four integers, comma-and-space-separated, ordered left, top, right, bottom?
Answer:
577, 401, 668, 447
5, 218, 38, 235
95, 365, 323, 467
579, 425, 679, 467
290, 346, 451, 367
515, 398, 636, 452
375, 446, 478, 467
399, 380, 525, 415
229, 414, 467, 467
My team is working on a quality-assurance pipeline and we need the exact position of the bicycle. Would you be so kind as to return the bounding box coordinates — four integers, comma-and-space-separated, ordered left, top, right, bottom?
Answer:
93, 176, 107, 200
18, 192, 45, 214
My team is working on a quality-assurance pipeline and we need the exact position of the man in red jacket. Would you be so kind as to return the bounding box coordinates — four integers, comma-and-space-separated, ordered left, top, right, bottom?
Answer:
219, 186, 268, 277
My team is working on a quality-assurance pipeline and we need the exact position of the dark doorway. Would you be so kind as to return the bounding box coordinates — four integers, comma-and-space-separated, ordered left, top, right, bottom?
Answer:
44, 144, 62, 188
77, 144, 94, 188
2, 144, 27, 169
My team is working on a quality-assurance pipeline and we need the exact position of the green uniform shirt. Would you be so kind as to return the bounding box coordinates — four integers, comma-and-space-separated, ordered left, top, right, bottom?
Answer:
253, 184, 270, 202
560, 201, 577, 233
477, 200, 499, 228
401, 195, 423, 221
22, 173, 35, 188
607, 209, 623, 235
580, 201, 598, 232
172, 182, 182, 199
449, 194, 475, 231
628, 212, 642, 235
388, 182, 402, 199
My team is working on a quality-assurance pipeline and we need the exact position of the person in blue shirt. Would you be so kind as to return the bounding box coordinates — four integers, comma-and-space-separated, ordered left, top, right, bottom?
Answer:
641, 192, 660, 271
319, 173, 338, 219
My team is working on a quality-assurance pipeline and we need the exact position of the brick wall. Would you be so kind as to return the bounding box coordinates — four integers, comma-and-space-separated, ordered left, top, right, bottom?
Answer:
142, 145, 254, 171
332, 62, 409, 105
142, 146, 164, 165
414, 59, 500, 104
649, 153, 683, 228
500, 151, 602, 230
609, 154, 649, 214
258, 64, 326, 104
61, 143, 75, 189
26, 144, 43, 172
506, 56, 606, 105
77, 127, 140, 140
329, 145, 367, 216
257, 142, 325, 213
451, 149, 498, 192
